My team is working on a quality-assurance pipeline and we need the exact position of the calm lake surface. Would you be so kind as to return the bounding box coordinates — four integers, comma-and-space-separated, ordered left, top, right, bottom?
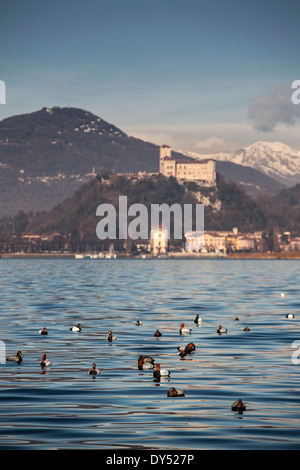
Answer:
0, 258, 300, 450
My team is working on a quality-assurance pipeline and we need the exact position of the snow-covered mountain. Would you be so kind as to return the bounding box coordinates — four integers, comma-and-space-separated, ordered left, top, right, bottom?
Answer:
179, 141, 300, 187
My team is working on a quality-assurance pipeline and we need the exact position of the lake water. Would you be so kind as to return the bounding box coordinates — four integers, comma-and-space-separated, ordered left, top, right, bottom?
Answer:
0, 258, 300, 450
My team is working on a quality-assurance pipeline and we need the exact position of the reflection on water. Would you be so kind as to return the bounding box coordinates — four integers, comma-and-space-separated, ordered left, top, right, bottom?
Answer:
0, 259, 300, 449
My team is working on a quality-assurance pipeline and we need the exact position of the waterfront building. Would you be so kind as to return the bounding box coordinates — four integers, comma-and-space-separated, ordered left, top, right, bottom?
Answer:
150, 225, 168, 255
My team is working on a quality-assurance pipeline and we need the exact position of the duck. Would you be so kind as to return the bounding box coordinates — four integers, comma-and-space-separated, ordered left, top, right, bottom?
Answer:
185, 342, 196, 353
153, 363, 170, 379
177, 347, 187, 358
231, 398, 246, 411
88, 363, 100, 375
177, 342, 196, 357
243, 327, 251, 331
194, 314, 202, 324
70, 323, 82, 332
138, 355, 154, 364
233, 316, 239, 321
286, 313, 295, 319
40, 353, 51, 367
107, 330, 117, 341
6, 351, 23, 363
135, 320, 143, 326
154, 329, 162, 337
39, 327, 48, 335
179, 323, 191, 334
138, 358, 154, 370
217, 325, 227, 334
167, 387, 185, 397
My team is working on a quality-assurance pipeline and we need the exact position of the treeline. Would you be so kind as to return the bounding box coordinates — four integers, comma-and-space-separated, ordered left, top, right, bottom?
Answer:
0, 174, 299, 253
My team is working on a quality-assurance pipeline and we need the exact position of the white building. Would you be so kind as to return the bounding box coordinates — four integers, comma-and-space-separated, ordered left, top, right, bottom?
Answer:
150, 225, 169, 255
159, 145, 216, 185
185, 231, 204, 252
203, 231, 227, 253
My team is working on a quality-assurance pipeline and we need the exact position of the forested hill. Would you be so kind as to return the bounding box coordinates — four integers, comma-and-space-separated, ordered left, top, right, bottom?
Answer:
1, 175, 299, 250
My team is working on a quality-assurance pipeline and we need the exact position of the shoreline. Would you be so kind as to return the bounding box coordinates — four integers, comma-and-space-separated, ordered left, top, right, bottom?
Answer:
0, 251, 300, 259
228, 251, 300, 259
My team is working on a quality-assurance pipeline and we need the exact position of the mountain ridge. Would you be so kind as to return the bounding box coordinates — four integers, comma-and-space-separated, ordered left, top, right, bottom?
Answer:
0, 107, 291, 217
178, 141, 300, 187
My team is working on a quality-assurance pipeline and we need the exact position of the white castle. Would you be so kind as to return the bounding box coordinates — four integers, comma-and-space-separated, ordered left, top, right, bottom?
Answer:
159, 145, 216, 185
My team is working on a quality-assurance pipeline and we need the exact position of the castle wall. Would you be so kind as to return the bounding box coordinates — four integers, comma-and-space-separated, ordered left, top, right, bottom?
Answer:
159, 146, 216, 184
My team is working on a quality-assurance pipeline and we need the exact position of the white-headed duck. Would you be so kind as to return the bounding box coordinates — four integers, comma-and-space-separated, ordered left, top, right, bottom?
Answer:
180, 323, 191, 334
39, 327, 48, 335
217, 325, 227, 334
153, 363, 170, 379
70, 323, 82, 332
231, 398, 246, 411
89, 363, 100, 375
107, 330, 117, 341
6, 351, 23, 363
154, 329, 162, 337
194, 314, 202, 324
286, 313, 295, 319
40, 353, 51, 367
167, 387, 185, 397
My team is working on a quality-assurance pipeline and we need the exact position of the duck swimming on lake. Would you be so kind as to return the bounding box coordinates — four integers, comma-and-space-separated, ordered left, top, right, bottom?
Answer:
154, 329, 162, 337
185, 342, 196, 353
233, 316, 239, 321
70, 323, 82, 332
153, 363, 170, 379
135, 320, 143, 326
107, 330, 117, 341
217, 325, 227, 334
231, 398, 246, 411
167, 387, 185, 397
177, 342, 196, 357
138, 355, 154, 364
179, 323, 191, 334
138, 357, 154, 370
39, 327, 48, 335
243, 327, 251, 331
194, 314, 202, 324
40, 354, 51, 367
6, 351, 23, 363
177, 346, 187, 358
286, 313, 295, 319
88, 363, 100, 375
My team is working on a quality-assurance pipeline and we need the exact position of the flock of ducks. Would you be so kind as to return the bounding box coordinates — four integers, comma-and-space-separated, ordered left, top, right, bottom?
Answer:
5, 302, 296, 411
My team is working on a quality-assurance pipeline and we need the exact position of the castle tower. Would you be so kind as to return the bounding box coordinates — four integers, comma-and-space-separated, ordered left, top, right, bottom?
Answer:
160, 145, 172, 160
160, 145, 175, 176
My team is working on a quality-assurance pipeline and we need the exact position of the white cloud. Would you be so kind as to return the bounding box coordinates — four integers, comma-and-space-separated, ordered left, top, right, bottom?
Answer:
194, 136, 236, 154
248, 82, 300, 132
119, 119, 300, 153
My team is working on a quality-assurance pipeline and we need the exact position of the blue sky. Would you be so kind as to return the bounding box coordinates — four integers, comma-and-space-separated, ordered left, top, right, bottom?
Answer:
1, 0, 300, 152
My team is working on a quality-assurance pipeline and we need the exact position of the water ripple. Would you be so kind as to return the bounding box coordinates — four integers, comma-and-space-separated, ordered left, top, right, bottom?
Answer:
0, 259, 299, 449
